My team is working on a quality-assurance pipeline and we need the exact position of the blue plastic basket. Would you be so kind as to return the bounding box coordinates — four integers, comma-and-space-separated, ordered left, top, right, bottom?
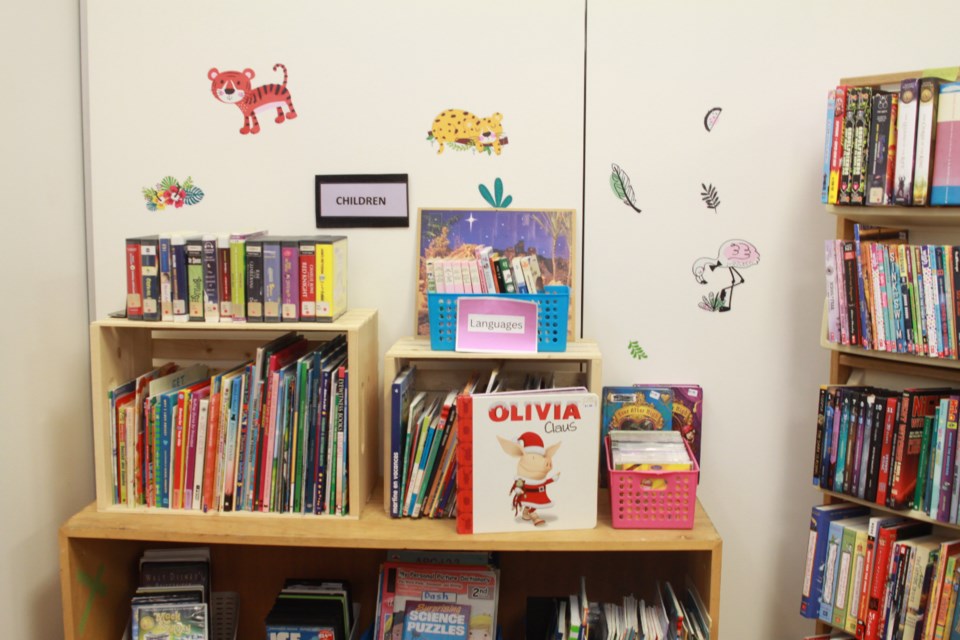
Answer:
428, 285, 570, 352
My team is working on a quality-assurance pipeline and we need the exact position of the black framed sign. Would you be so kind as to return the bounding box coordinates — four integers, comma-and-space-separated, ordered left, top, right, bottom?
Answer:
315, 174, 409, 228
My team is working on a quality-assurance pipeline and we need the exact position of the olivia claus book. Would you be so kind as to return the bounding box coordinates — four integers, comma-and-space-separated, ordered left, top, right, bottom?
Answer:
456, 388, 600, 534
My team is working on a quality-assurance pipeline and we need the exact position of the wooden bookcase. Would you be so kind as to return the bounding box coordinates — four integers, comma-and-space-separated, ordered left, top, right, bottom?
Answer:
815, 67, 960, 636
62, 328, 721, 639
88, 308, 379, 517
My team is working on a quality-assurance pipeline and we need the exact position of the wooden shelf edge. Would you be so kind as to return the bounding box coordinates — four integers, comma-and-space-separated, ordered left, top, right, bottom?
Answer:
827, 204, 960, 227
61, 489, 721, 552
92, 308, 378, 332
386, 336, 601, 361
820, 488, 960, 532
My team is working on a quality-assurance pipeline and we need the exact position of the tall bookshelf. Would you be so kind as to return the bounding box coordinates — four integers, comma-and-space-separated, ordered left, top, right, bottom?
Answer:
815, 67, 960, 636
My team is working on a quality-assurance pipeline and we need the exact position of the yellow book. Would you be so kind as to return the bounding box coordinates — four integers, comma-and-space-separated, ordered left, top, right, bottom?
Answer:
315, 236, 348, 322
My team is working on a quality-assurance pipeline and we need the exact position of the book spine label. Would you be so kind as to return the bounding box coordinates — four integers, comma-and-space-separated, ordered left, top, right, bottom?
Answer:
281, 243, 300, 321
185, 240, 204, 322
263, 241, 281, 323
245, 243, 264, 322
202, 237, 219, 322
140, 240, 160, 321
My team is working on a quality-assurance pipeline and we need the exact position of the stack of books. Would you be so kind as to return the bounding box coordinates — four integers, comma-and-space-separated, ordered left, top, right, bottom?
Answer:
609, 431, 694, 472
425, 248, 544, 295
264, 579, 355, 640
822, 78, 960, 206
124, 233, 347, 323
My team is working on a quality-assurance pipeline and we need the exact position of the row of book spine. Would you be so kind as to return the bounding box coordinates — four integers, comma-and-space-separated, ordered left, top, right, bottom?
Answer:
821, 78, 960, 206
813, 385, 960, 520
108, 332, 350, 515
801, 501, 960, 640
824, 232, 960, 359
124, 232, 347, 323
425, 247, 545, 296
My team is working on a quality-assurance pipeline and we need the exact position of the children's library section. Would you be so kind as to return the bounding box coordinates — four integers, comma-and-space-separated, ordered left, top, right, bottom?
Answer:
802, 66, 960, 640
60, 229, 721, 640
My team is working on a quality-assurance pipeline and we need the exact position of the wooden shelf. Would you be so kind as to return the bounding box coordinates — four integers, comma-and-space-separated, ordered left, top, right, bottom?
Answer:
827, 204, 960, 227
60, 491, 722, 640
820, 488, 960, 533
89, 309, 379, 518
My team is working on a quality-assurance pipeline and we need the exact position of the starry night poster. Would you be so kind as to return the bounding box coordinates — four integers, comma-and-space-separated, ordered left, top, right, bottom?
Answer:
415, 208, 576, 336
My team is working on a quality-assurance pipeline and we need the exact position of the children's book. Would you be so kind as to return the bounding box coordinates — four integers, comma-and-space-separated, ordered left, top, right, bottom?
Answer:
456, 388, 600, 534
633, 384, 703, 463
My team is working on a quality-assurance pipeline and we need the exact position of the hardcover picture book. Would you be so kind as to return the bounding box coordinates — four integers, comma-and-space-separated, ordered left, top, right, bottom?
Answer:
456, 388, 600, 534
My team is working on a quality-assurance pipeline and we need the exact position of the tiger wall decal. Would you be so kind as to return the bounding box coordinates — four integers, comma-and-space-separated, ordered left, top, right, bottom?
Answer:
207, 63, 297, 135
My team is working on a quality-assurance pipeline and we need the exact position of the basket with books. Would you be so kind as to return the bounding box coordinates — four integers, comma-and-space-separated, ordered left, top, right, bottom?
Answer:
427, 285, 570, 352
604, 432, 699, 530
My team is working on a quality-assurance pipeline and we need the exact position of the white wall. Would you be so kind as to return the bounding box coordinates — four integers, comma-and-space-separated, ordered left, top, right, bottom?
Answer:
9, 0, 959, 638
0, 0, 91, 638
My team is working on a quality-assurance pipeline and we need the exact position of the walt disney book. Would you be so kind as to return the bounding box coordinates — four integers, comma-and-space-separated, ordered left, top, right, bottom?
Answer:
456, 388, 600, 534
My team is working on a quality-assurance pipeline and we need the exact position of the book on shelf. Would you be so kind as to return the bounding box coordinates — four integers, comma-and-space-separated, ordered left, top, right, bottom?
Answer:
265, 578, 354, 640
932, 81, 960, 206
456, 387, 600, 534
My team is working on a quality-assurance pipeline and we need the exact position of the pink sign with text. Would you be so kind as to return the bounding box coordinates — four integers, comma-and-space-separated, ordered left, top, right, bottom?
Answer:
455, 297, 538, 353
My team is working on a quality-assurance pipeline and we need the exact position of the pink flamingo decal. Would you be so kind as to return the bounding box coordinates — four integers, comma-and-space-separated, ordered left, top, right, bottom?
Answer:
693, 239, 760, 312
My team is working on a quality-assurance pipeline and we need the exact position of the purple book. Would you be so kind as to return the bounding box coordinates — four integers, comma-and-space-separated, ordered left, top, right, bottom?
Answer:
281, 239, 300, 322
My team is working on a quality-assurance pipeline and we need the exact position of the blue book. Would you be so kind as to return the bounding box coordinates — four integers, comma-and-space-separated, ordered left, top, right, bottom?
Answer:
158, 234, 173, 321
158, 390, 178, 508
808, 510, 870, 621
822, 89, 836, 203
233, 363, 254, 511
263, 238, 282, 323
834, 393, 852, 491
171, 234, 190, 323
390, 366, 417, 517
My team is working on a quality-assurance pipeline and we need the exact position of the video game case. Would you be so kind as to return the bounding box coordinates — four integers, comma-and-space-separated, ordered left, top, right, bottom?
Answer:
867, 93, 897, 205
851, 87, 873, 205
158, 234, 174, 321
299, 240, 317, 321
829, 85, 849, 205
894, 79, 920, 205
245, 238, 265, 322
170, 235, 189, 323
185, 238, 204, 322
281, 239, 300, 321
125, 237, 144, 320
140, 236, 160, 321
263, 237, 282, 323
913, 78, 941, 206
217, 235, 232, 322
202, 235, 220, 323
839, 87, 859, 205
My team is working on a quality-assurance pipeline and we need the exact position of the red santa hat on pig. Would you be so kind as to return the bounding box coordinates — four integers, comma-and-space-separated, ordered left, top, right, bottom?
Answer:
516, 432, 545, 455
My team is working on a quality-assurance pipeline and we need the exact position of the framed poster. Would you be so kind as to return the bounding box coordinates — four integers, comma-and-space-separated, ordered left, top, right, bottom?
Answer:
415, 208, 576, 337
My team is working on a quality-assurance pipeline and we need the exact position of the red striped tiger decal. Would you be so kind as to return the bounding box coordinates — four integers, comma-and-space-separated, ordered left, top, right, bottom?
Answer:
207, 63, 297, 135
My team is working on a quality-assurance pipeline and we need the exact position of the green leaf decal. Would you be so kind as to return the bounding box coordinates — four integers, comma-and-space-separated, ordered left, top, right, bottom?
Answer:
500, 195, 513, 208
610, 163, 642, 213
479, 184, 496, 207
494, 177, 503, 204
160, 176, 178, 190
185, 186, 204, 206
627, 340, 649, 360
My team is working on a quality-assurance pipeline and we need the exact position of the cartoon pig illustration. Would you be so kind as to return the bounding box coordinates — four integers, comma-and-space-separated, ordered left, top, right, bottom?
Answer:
497, 432, 561, 526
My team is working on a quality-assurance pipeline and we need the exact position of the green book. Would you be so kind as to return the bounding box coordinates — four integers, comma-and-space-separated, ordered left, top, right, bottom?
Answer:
916, 414, 935, 510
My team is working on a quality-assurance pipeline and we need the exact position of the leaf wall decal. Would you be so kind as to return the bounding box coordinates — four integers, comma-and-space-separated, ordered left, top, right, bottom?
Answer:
609, 163, 642, 213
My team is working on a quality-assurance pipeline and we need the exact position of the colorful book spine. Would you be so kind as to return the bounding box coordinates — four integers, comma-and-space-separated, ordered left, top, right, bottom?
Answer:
914, 78, 941, 206
867, 92, 895, 206
125, 237, 143, 320
171, 235, 189, 323
825, 241, 840, 342
829, 86, 849, 204
263, 238, 282, 323
823, 89, 837, 204
281, 240, 300, 321
851, 87, 873, 205
932, 82, 960, 206
158, 234, 173, 321
245, 238, 264, 322
140, 237, 160, 321
185, 238, 204, 323
202, 235, 220, 323
299, 240, 317, 321
894, 79, 920, 205
839, 88, 859, 205
217, 235, 232, 322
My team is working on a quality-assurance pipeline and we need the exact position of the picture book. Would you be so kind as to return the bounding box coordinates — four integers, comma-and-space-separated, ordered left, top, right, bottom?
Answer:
456, 388, 600, 534
634, 384, 703, 463
600, 386, 673, 444
401, 601, 470, 640
389, 563, 498, 640
133, 602, 207, 640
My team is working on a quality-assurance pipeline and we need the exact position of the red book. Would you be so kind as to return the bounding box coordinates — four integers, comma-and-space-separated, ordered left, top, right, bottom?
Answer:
172, 380, 208, 509
888, 388, 952, 508
828, 85, 848, 205
876, 396, 901, 506
201, 383, 222, 512
455, 394, 475, 534
864, 520, 931, 640
855, 515, 905, 639
126, 238, 144, 320
299, 240, 317, 321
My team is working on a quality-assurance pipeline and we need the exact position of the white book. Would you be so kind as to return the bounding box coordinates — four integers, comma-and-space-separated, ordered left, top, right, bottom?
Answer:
824, 240, 839, 343
894, 79, 920, 205
478, 246, 499, 292
191, 397, 210, 511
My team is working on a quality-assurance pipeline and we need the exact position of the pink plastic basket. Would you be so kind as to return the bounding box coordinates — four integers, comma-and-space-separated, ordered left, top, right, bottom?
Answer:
605, 436, 699, 530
